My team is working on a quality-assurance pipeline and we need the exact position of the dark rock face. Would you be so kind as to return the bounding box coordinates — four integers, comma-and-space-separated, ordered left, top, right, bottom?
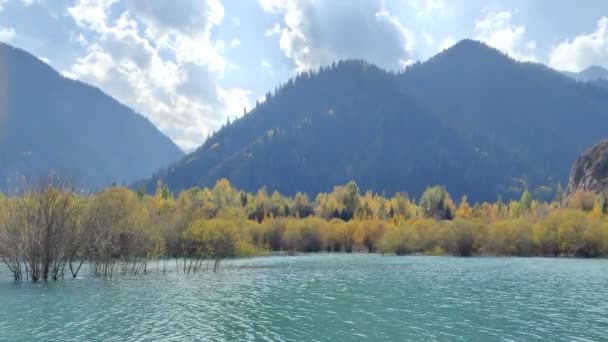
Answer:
565, 140, 608, 197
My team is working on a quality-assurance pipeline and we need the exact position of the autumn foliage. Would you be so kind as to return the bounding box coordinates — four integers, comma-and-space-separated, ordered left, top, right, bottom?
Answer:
2, 179, 608, 282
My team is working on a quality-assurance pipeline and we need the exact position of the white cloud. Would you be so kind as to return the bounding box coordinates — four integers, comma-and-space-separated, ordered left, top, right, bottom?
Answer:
125, 0, 225, 69
68, 0, 119, 32
474, 10, 536, 61
0, 27, 16, 42
375, 9, 415, 53
409, 0, 446, 17
66, 0, 251, 151
549, 17, 608, 72
259, 0, 284, 13
422, 31, 435, 45
70, 32, 89, 46
229, 38, 240, 48
38, 56, 51, 64
265, 23, 281, 36
439, 36, 456, 50
0, 0, 7, 11
218, 87, 251, 120
65, 44, 115, 82
261, 0, 415, 71
21, 0, 42, 6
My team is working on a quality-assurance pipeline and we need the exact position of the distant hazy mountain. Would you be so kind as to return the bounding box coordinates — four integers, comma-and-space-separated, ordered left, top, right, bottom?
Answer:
591, 78, 608, 90
140, 40, 608, 202
563, 65, 608, 81
0, 43, 183, 191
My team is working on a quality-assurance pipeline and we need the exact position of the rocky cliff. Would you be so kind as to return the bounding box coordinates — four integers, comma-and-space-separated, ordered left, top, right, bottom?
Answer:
565, 140, 608, 197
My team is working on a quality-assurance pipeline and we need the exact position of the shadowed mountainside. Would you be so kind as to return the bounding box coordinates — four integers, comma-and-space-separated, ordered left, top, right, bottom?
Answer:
140, 40, 608, 202
0, 42, 184, 190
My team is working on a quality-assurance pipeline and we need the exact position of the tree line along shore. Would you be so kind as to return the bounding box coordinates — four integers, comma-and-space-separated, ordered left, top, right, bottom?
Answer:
0, 177, 606, 282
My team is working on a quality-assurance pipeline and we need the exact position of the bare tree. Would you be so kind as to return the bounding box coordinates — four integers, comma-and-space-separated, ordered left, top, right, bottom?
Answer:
0, 177, 79, 282
82, 187, 151, 278
0, 199, 25, 281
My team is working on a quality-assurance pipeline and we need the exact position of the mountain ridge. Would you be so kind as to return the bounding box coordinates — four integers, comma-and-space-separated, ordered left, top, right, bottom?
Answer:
0, 42, 184, 191
563, 65, 608, 81
136, 39, 608, 201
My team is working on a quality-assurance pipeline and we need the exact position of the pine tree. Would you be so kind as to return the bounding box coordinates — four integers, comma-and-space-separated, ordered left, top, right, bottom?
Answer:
161, 184, 170, 200
137, 185, 145, 199
555, 182, 564, 205
520, 189, 533, 213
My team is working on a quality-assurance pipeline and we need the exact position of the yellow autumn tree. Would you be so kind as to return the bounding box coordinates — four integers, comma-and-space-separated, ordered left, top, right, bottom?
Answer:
590, 200, 603, 219
456, 196, 473, 219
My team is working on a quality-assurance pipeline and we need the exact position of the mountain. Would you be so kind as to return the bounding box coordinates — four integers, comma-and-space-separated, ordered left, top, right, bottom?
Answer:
591, 78, 608, 90
396, 40, 608, 199
0, 43, 183, 190
565, 140, 608, 197
563, 65, 608, 81
140, 40, 608, 202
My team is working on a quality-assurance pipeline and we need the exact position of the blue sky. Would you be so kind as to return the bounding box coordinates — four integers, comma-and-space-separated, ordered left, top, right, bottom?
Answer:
1, 0, 608, 151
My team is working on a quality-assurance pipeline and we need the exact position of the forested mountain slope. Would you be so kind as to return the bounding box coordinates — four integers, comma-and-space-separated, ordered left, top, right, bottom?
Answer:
142, 40, 608, 202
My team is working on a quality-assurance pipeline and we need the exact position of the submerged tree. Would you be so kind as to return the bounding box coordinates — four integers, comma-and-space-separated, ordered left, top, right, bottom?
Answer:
184, 218, 241, 272
83, 187, 150, 278
0, 178, 79, 281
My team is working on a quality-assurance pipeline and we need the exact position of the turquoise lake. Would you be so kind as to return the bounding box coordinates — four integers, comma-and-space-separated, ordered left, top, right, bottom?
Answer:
1, 254, 607, 341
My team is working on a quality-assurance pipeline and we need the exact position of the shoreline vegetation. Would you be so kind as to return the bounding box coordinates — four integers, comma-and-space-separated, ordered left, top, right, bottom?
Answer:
1, 177, 607, 282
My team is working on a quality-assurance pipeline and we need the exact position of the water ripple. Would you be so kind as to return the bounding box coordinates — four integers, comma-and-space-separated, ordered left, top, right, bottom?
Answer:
1, 255, 608, 341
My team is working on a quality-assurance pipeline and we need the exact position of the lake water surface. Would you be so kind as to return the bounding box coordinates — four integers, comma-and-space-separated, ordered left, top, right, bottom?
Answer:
1, 254, 607, 341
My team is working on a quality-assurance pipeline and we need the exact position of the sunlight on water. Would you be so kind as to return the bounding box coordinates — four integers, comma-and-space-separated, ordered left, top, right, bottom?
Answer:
1, 255, 608, 341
